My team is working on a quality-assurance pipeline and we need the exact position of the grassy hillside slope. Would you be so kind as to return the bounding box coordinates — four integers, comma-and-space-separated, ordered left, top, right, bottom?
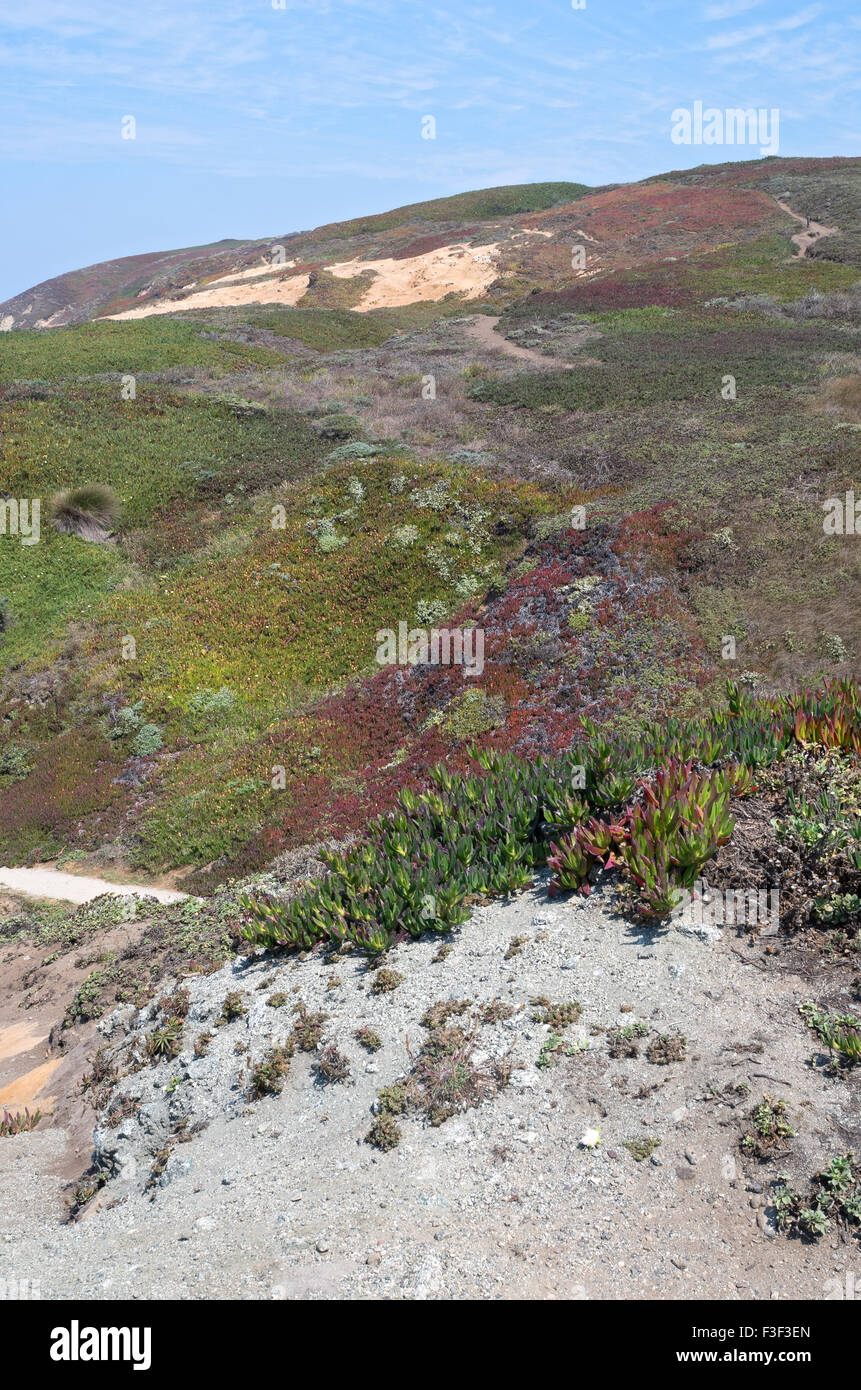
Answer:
0, 157, 858, 888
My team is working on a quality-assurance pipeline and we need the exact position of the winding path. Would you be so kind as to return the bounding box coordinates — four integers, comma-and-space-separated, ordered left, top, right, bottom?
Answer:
462, 313, 589, 370
0, 866, 186, 905
775, 198, 838, 258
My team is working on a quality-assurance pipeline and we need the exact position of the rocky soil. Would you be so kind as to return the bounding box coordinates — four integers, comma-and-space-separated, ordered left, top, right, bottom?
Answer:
1, 873, 858, 1300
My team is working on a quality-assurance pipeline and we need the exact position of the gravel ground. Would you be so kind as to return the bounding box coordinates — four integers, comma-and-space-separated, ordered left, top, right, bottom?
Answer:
1, 875, 857, 1301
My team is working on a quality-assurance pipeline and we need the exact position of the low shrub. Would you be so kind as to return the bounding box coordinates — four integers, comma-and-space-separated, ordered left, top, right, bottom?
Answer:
239, 678, 861, 953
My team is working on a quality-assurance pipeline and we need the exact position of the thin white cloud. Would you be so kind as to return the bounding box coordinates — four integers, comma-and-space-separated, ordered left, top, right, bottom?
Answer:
703, 0, 765, 19
704, 4, 824, 49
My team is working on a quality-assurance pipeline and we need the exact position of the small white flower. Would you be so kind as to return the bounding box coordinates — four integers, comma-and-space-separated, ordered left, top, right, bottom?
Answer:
579, 1126, 601, 1149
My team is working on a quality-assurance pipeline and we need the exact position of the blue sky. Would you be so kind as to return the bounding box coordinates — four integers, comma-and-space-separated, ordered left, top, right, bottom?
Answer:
1, 0, 857, 301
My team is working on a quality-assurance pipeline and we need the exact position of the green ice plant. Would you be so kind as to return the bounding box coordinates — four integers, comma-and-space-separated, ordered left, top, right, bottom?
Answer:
240, 680, 861, 954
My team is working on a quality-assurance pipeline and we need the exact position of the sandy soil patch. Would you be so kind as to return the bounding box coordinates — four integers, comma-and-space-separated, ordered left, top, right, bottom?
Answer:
0, 1057, 62, 1112
102, 232, 560, 321
0, 867, 186, 905
326, 240, 501, 310
0, 876, 854, 1299
203, 260, 298, 288
103, 273, 311, 321
0, 1022, 48, 1064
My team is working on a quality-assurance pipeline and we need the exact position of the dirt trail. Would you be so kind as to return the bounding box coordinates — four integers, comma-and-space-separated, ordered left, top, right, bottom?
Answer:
775, 199, 838, 258
0, 866, 186, 905
463, 314, 591, 370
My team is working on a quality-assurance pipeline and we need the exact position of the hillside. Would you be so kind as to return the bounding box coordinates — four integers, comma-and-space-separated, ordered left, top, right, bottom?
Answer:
0, 182, 593, 330
1, 157, 860, 1294
1, 155, 859, 884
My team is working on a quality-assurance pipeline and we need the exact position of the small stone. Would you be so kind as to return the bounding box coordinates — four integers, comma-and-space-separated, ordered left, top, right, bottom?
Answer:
316, 1239, 330, 1254
510, 1071, 537, 1089
651, 1154, 663, 1167
685, 1150, 698, 1166
757, 1211, 777, 1238
365, 1251, 382, 1267
671, 1256, 687, 1270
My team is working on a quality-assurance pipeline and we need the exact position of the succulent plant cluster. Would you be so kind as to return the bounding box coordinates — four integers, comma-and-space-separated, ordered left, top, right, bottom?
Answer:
0, 1108, 40, 1137
774, 1155, 861, 1240
550, 758, 748, 918
240, 678, 861, 953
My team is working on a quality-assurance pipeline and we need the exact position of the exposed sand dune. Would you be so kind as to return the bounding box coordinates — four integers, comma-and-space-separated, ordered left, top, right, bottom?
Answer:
104, 271, 311, 320
205, 259, 298, 287
103, 239, 505, 320
326, 240, 500, 309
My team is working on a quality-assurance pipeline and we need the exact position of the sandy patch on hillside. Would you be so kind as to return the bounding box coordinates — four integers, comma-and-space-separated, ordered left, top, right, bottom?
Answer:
103, 272, 311, 321
0, 1057, 61, 1112
105, 241, 496, 320
204, 260, 298, 287
100, 232, 564, 321
324, 240, 501, 309
0, 1022, 48, 1064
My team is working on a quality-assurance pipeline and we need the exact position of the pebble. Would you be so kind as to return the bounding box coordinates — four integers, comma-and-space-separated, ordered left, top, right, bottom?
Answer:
511, 1071, 537, 1089
757, 1212, 777, 1238
685, 1150, 698, 1165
